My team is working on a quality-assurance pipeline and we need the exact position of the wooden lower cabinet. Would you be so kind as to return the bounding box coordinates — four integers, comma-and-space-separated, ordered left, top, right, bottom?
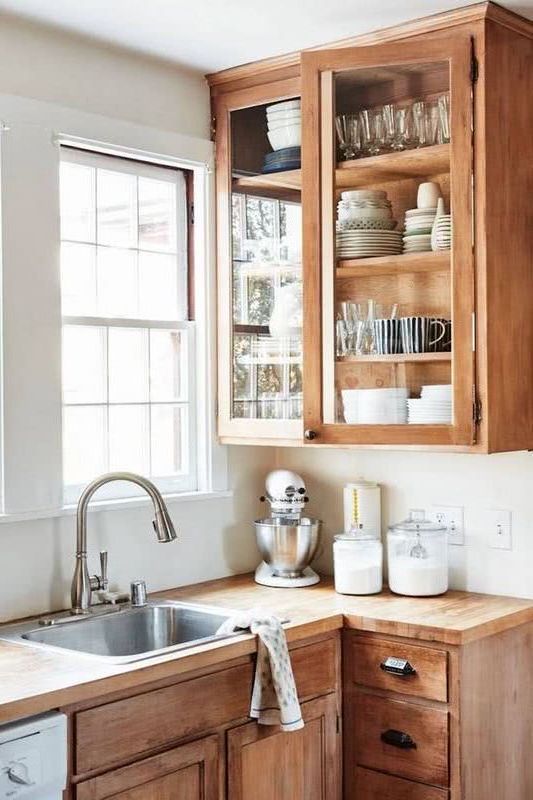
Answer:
76, 735, 220, 799
354, 767, 448, 800
227, 694, 340, 800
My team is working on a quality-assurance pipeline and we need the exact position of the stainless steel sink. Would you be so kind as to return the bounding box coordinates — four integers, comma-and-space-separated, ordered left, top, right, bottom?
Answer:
0, 601, 239, 663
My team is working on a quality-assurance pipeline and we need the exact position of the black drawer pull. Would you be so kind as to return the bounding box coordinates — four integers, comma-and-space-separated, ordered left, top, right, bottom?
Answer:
381, 729, 417, 750
380, 656, 417, 676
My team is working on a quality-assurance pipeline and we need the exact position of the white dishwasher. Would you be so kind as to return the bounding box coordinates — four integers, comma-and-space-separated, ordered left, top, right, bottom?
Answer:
0, 712, 67, 799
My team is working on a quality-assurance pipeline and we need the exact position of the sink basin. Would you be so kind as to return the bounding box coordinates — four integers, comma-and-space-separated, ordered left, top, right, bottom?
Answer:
0, 601, 239, 663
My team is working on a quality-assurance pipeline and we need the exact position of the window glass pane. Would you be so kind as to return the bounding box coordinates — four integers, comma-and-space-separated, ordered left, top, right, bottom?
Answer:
63, 406, 106, 485
97, 169, 137, 248
138, 177, 177, 252
97, 247, 138, 318
150, 405, 185, 476
61, 242, 97, 316
60, 162, 96, 243
108, 328, 149, 403
109, 405, 149, 473
139, 252, 179, 320
62, 325, 107, 404
150, 329, 184, 402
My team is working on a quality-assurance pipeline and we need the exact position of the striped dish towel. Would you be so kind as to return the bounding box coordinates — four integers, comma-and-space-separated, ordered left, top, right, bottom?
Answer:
217, 609, 303, 732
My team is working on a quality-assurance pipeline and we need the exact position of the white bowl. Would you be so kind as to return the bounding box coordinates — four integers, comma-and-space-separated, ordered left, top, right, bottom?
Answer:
341, 190, 387, 201
266, 99, 301, 114
267, 115, 302, 131
268, 125, 301, 150
338, 206, 392, 223
267, 108, 301, 121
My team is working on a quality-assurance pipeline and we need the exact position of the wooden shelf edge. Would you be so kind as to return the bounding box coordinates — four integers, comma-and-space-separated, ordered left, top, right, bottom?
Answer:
336, 143, 450, 188
336, 250, 450, 277
336, 352, 451, 364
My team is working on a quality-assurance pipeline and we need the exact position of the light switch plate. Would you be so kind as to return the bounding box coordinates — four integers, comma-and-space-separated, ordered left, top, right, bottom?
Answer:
430, 505, 465, 545
488, 509, 512, 550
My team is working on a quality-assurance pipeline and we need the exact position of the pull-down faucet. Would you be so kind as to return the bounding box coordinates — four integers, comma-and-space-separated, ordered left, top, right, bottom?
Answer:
71, 472, 177, 615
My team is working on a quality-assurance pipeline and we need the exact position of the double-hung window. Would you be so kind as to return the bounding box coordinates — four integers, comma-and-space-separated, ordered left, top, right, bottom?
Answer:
59, 148, 196, 503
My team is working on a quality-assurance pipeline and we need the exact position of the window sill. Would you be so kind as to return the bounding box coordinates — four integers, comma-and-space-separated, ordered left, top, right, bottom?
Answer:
0, 490, 234, 524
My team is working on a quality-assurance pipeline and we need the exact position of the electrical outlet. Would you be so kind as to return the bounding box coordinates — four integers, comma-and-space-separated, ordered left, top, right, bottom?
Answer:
430, 505, 465, 545
488, 509, 512, 550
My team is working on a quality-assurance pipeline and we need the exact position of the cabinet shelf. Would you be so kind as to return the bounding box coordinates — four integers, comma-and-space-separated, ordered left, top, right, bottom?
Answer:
232, 170, 301, 201
336, 144, 450, 188
336, 352, 451, 364
336, 250, 450, 278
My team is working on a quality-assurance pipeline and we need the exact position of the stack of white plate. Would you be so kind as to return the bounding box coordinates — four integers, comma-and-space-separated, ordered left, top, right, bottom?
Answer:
407, 384, 452, 424
337, 229, 403, 258
403, 207, 437, 253
266, 100, 301, 150
342, 388, 408, 424
432, 214, 452, 250
337, 190, 398, 232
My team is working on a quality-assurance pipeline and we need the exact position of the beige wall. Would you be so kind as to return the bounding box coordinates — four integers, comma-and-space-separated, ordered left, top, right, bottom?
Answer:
0, 12, 209, 138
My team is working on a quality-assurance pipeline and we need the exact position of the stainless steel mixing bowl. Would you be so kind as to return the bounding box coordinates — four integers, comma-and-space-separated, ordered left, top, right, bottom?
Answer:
254, 517, 321, 578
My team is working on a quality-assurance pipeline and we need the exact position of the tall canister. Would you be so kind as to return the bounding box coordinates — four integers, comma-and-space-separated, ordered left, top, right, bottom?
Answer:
343, 479, 381, 538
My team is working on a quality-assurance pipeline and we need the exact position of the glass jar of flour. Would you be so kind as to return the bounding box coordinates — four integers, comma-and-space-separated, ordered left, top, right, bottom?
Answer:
387, 512, 448, 597
333, 527, 383, 595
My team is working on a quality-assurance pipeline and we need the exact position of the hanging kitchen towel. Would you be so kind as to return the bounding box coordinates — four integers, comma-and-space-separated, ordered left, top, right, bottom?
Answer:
216, 609, 303, 732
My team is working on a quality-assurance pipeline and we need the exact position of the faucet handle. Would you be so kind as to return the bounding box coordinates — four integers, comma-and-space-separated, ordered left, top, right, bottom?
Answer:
99, 551, 108, 588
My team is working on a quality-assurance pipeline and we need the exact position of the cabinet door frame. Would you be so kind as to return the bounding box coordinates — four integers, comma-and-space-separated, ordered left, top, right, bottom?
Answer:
214, 78, 304, 443
76, 734, 220, 799
301, 34, 476, 446
227, 693, 341, 800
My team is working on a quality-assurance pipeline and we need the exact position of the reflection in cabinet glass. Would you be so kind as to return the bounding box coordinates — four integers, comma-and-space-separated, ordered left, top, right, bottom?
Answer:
230, 102, 303, 423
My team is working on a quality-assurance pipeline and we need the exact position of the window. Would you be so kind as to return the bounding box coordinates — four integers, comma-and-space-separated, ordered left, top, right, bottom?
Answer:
60, 148, 196, 503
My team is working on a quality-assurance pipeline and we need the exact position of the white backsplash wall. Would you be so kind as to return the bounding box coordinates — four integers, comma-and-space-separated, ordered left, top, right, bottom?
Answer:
0, 446, 269, 622
275, 447, 533, 599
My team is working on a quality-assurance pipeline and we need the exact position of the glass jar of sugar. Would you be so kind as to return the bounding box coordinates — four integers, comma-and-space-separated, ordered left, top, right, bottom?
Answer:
387, 512, 448, 597
333, 527, 383, 595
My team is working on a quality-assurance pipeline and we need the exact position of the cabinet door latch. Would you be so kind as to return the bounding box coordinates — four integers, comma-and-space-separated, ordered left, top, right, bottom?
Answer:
473, 394, 482, 425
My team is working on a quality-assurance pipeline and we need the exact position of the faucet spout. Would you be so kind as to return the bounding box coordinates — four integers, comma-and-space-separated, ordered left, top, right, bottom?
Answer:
71, 472, 177, 615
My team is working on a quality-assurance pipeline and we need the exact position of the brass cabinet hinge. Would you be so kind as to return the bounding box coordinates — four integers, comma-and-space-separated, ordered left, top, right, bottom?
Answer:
210, 113, 217, 142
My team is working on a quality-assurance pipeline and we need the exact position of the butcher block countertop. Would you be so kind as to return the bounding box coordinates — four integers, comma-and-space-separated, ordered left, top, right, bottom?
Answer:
1, 573, 533, 724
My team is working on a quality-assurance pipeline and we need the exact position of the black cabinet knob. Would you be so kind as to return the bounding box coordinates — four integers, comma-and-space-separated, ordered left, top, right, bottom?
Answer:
304, 429, 318, 441
380, 729, 417, 750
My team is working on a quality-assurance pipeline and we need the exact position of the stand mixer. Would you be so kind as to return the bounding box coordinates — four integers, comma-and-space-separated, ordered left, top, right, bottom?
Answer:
254, 469, 322, 588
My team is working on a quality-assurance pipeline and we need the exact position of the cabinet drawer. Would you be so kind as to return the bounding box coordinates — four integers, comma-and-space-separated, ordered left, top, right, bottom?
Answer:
75, 637, 337, 774
353, 692, 448, 787
354, 767, 448, 800
349, 637, 448, 702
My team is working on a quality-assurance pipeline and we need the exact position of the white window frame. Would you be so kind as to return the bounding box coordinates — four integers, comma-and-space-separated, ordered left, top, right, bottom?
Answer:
0, 93, 226, 519
60, 148, 197, 504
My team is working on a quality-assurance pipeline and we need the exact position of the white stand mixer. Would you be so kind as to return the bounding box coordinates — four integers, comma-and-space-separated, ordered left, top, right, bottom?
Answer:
254, 469, 321, 588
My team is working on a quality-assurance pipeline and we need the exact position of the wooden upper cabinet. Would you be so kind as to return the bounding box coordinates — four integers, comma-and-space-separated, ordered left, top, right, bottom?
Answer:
301, 34, 475, 447
227, 694, 341, 800
212, 5, 533, 452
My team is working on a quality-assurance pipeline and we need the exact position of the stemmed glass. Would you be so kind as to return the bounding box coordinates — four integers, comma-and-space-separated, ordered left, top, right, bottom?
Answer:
335, 114, 361, 160
438, 94, 450, 143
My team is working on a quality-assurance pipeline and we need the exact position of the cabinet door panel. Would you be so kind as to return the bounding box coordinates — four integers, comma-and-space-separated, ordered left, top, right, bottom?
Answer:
227, 694, 340, 800
76, 736, 219, 800
301, 34, 475, 447
354, 767, 448, 800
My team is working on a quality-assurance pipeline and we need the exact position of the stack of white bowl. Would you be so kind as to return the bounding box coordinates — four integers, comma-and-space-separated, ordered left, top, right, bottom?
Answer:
431, 215, 452, 250
336, 190, 401, 258
407, 384, 452, 424
266, 100, 301, 151
342, 387, 408, 424
403, 181, 442, 254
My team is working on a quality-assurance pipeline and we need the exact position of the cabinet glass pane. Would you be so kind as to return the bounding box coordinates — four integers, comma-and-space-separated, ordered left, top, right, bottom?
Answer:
230, 98, 302, 422
329, 61, 453, 426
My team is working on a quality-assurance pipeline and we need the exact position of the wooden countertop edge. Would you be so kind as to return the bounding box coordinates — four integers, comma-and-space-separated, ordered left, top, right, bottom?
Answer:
0, 615, 343, 725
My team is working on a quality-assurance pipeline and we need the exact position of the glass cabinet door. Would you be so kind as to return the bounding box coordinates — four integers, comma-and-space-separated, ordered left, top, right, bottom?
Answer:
302, 36, 475, 446
215, 81, 303, 440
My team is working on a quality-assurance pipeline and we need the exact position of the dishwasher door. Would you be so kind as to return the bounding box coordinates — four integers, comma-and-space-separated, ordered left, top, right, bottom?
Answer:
0, 712, 67, 799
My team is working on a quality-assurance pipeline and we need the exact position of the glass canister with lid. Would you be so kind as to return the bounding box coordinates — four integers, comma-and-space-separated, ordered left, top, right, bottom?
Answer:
387, 511, 448, 596
333, 525, 383, 595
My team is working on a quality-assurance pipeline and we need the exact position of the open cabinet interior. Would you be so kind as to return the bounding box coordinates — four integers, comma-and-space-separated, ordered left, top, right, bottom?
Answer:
323, 58, 456, 429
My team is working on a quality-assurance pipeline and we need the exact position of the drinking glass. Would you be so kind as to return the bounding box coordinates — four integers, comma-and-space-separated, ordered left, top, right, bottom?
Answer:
438, 93, 451, 143
355, 300, 376, 355
425, 101, 440, 145
395, 106, 414, 149
371, 108, 388, 154
335, 114, 361, 160
359, 109, 374, 156
412, 101, 427, 147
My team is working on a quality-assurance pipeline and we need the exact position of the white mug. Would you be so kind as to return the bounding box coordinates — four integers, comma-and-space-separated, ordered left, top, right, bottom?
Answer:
417, 181, 442, 209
